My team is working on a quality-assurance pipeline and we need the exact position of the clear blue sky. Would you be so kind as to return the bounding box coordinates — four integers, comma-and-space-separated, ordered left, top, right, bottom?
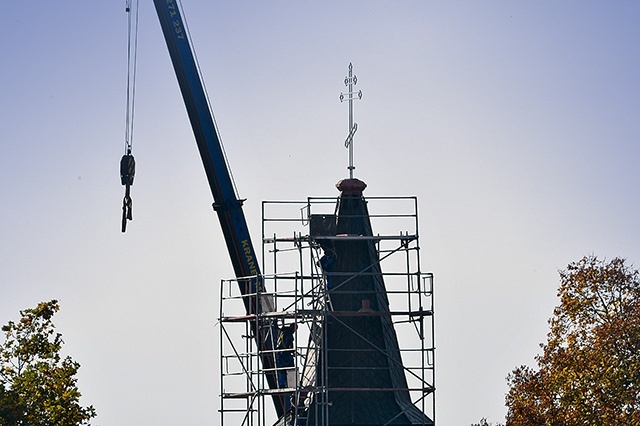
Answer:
2, 1, 639, 424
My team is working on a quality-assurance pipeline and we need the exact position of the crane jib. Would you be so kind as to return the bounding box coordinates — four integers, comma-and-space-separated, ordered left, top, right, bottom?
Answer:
152, 0, 285, 416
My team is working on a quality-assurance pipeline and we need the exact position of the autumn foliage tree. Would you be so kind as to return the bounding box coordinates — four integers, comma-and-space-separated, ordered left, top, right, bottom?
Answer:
0, 300, 96, 425
505, 256, 640, 425
471, 418, 504, 426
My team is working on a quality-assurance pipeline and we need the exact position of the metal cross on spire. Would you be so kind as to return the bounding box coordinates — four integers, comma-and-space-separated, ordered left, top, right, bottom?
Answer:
340, 62, 363, 179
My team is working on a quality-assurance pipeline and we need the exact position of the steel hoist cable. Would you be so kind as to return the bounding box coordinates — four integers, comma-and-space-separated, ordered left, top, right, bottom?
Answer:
121, 0, 139, 233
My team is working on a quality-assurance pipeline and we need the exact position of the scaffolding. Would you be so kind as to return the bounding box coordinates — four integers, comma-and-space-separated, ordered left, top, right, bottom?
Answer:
219, 195, 435, 426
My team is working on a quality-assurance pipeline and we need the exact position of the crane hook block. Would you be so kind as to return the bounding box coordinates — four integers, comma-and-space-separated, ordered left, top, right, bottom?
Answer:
120, 151, 135, 233
120, 152, 135, 186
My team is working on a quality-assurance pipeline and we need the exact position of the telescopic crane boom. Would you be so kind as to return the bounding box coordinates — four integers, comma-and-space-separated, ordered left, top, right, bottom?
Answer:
152, 0, 285, 416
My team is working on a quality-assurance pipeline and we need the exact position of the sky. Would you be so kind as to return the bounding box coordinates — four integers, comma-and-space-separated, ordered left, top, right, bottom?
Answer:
1, 1, 639, 425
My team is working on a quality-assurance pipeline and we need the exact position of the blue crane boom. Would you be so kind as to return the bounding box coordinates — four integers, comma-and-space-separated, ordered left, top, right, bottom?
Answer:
152, 0, 285, 416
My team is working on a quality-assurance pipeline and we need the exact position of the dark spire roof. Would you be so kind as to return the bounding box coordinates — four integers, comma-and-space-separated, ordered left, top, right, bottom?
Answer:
302, 178, 433, 426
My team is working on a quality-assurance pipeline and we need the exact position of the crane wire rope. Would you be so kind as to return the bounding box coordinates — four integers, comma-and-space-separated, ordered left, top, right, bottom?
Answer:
124, 0, 139, 154
176, 0, 241, 200
120, 0, 140, 232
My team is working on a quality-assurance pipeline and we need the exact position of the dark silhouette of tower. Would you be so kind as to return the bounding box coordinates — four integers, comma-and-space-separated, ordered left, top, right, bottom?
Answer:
303, 178, 433, 426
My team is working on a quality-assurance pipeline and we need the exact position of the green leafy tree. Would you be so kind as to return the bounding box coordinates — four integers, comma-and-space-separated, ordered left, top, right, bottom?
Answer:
0, 300, 96, 425
505, 256, 640, 425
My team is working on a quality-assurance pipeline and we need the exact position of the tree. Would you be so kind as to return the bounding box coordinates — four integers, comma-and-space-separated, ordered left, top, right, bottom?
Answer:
505, 256, 640, 425
0, 300, 96, 425
471, 418, 504, 426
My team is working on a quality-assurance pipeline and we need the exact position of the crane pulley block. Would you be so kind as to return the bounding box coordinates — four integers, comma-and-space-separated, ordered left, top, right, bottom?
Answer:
120, 151, 135, 232
120, 152, 135, 186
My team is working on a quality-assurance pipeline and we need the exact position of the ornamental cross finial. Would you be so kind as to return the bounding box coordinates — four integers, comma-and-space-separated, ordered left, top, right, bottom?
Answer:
340, 62, 363, 179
